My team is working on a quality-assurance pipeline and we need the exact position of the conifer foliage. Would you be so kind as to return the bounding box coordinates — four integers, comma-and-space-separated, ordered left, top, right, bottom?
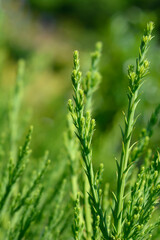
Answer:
69, 22, 160, 240
0, 22, 159, 240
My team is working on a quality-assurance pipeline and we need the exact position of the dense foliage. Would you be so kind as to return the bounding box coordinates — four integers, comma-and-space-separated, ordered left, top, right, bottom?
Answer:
0, 21, 160, 239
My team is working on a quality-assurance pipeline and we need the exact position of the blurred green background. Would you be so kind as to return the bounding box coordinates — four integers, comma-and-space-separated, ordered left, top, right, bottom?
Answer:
1, 0, 160, 189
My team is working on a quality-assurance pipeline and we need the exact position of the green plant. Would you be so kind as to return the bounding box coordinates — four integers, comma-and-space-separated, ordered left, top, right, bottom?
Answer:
0, 60, 70, 239
0, 21, 160, 240
65, 42, 102, 240
68, 22, 160, 240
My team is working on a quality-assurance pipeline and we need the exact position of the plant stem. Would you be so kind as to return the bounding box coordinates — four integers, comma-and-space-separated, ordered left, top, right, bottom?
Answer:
115, 91, 138, 234
114, 22, 154, 236
84, 175, 92, 239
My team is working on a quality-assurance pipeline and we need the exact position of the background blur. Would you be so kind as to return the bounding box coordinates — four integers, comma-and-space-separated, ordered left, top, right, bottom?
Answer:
1, 0, 160, 189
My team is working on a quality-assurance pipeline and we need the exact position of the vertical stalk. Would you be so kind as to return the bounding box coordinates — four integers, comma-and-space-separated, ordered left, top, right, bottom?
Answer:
84, 93, 93, 239
84, 175, 92, 239
69, 48, 110, 240
115, 91, 138, 234
83, 42, 102, 239
114, 22, 154, 236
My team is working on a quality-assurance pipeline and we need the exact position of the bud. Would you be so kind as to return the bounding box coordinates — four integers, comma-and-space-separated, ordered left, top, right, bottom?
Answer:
139, 65, 145, 76
143, 36, 148, 43
86, 111, 91, 122
91, 119, 96, 131
147, 22, 154, 34
127, 221, 130, 226
141, 166, 145, 172
151, 206, 155, 211
130, 72, 136, 82
148, 34, 152, 41
78, 89, 84, 108
86, 111, 91, 133
137, 225, 141, 230
144, 59, 149, 69
73, 50, 80, 69
134, 214, 137, 219
71, 70, 77, 86
80, 116, 85, 132
77, 71, 82, 81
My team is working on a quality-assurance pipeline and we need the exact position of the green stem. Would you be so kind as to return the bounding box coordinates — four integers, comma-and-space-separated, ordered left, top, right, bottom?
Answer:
81, 153, 110, 239
114, 22, 154, 236
115, 91, 138, 234
84, 174, 92, 239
